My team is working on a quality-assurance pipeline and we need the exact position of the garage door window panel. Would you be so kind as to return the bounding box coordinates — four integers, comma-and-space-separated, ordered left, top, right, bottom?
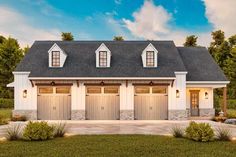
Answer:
87, 87, 102, 94
38, 87, 53, 94
135, 87, 150, 94
56, 87, 70, 94
152, 87, 167, 94
104, 87, 119, 94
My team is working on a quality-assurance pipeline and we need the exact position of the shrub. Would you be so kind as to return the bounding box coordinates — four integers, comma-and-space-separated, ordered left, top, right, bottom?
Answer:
23, 121, 54, 141
11, 115, 27, 121
216, 127, 232, 141
0, 98, 14, 108
171, 125, 184, 138
185, 121, 214, 142
53, 122, 67, 137
227, 109, 236, 118
219, 99, 236, 110
0, 115, 8, 125
6, 124, 22, 140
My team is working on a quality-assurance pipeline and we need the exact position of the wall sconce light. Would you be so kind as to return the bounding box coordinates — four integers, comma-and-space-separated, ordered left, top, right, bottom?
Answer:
23, 90, 27, 98
205, 92, 208, 99
176, 90, 180, 98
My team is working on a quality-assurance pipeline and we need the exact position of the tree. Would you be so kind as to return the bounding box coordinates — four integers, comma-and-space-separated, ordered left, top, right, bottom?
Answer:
183, 35, 198, 47
0, 37, 23, 98
0, 35, 6, 44
113, 36, 124, 41
61, 32, 74, 41
23, 45, 30, 55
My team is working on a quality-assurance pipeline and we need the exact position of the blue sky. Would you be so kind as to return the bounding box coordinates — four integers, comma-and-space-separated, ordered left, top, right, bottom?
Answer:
0, 0, 235, 46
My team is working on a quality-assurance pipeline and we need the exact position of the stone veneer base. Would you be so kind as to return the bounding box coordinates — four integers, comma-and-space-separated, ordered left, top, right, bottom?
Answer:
71, 110, 85, 120
120, 110, 134, 120
12, 110, 37, 120
199, 108, 215, 117
168, 110, 188, 120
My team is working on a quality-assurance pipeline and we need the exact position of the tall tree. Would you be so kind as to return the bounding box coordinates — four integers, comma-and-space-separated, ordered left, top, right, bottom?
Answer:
61, 32, 74, 41
113, 36, 124, 41
23, 45, 30, 55
183, 35, 198, 47
0, 35, 6, 44
0, 37, 23, 98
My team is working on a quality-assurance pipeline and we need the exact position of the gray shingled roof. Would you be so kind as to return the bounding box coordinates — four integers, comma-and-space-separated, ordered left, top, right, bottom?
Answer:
177, 47, 228, 81
15, 41, 227, 81
15, 41, 186, 78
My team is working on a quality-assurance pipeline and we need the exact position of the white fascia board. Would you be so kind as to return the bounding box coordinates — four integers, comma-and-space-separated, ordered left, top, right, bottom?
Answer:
142, 43, 158, 55
186, 81, 230, 84
28, 77, 176, 80
174, 71, 188, 75
7, 82, 14, 87
95, 43, 111, 54
12, 71, 30, 75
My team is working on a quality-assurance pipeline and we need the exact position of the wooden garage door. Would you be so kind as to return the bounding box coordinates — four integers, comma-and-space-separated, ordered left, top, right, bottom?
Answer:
86, 86, 120, 120
37, 87, 71, 120
134, 86, 168, 120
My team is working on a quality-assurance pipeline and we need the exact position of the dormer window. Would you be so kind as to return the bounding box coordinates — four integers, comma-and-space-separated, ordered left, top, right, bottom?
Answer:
99, 51, 107, 67
141, 43, 158, 68
95, 43, 111, 68
146, 51, 154, 67
48, 43, 67, 68
52, 51, 60, 67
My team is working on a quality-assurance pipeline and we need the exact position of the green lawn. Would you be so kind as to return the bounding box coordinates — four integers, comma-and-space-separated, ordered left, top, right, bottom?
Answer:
0, 135, 236, 157
0, 108, 12, 120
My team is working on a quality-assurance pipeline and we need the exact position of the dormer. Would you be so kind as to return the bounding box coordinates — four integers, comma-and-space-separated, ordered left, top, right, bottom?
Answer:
95, 43, 111, 68
48, 43, 67, 68
141, 43, 158, 68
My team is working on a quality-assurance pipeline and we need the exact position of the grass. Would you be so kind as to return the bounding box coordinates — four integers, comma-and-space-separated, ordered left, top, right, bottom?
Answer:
0, 108, 12, 120
0, 135, 236, 157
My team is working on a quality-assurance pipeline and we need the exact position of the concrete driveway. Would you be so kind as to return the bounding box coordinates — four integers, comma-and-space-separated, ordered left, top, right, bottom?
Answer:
1, 120, 236, 138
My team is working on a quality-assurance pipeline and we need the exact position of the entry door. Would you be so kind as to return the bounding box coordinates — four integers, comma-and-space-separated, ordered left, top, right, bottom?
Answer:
190, 91, 199, 116
37, 87, 71, 120
86, 86, 120, 120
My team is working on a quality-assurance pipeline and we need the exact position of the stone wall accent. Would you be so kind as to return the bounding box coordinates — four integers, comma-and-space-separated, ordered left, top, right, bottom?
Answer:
12, 110, 37, 120
168, 110, 188, 120
199, 108, 215, 117
71, 110, 85, 120
120, 110, 134, 120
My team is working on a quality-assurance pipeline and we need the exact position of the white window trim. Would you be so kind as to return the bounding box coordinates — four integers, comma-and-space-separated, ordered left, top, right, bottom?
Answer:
48, 43, 67, 68
141, 43, 158, 68
95, 43, 111, 68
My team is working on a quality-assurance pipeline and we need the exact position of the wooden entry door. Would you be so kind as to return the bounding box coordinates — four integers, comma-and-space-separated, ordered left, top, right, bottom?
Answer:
190, 90, 200, 116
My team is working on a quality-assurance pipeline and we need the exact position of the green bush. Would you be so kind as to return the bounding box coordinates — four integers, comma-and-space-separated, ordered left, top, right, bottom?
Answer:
0, 98, 14, 108
171, 125, 184, 138
216, 127, 232, 141
185, 121, 214, 142
0, 115, 8, 125
6, 124, 22, 141
23, 121, 54, 141
53, 122, 67, 137
227, 109, 236, 118
219, 99, 236, 110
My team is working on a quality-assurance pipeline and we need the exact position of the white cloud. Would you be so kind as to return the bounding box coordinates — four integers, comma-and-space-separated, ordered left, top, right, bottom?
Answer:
123, 0, 171, 39
203, 0, 236, 37
0, 6, 60, 47
122, 0, 212, 46
114, 0, 122, 5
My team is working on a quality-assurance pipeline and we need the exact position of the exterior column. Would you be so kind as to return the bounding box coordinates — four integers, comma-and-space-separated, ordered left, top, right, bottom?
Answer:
223, 87, 227, 116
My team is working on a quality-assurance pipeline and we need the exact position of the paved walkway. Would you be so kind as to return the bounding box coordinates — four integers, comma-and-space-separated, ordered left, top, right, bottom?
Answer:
1, 120, 236, 138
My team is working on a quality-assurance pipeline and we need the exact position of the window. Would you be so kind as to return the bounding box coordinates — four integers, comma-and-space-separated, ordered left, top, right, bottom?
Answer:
56, 87, 70, 94
52, 51, 60, 67
38, 87, 53, 94
135, 87, 150, 94
146, 51, 154, 67
152, 87, 166, 94
99, 51, 107, 67
104, 87, 119, 94
87, 87, 102, 94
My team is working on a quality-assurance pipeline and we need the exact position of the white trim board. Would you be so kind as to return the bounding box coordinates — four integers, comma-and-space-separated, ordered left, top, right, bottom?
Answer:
28, 77, 176, 80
